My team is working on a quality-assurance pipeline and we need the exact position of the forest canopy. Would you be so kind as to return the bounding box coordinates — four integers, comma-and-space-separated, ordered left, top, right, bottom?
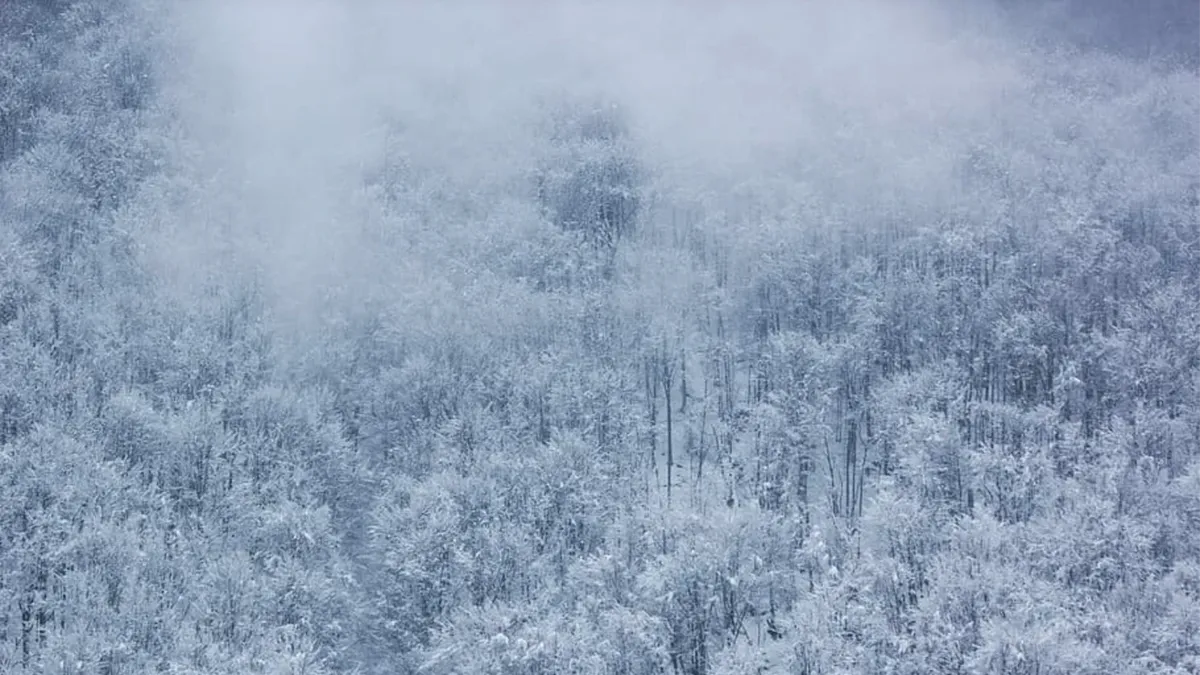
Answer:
0, 1, 1198, 673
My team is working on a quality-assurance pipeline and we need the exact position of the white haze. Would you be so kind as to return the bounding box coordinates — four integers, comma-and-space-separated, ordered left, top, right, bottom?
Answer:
146, 0, 1141, 335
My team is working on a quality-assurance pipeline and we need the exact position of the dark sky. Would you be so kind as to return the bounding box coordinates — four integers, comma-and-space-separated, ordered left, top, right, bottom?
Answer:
997, 0, 1200, 65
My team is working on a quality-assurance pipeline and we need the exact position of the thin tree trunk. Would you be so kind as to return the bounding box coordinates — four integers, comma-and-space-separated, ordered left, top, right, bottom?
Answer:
666, 378, 673, 506
661, 345, 675, 507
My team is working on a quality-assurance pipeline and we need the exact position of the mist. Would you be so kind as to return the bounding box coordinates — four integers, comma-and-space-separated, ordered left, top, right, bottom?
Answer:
153, 1, 1034, 322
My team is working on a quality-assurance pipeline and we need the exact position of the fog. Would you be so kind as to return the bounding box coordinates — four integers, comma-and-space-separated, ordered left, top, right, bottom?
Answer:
148, 2, 1051, 323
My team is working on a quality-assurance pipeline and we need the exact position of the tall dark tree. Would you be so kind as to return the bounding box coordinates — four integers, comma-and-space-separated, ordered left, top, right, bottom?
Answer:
536, 100, 642, 252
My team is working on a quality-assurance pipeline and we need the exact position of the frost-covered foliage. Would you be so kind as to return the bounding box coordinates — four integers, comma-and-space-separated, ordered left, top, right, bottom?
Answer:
536, 99, 643, 251
1, 0, 1198, 673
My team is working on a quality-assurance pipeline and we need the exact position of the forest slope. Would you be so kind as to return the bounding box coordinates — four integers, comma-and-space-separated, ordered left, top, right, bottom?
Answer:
1, 1, 1198, 674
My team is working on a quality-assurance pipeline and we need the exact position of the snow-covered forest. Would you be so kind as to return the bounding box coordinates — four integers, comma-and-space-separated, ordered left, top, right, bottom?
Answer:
1, 1, 1198, 673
